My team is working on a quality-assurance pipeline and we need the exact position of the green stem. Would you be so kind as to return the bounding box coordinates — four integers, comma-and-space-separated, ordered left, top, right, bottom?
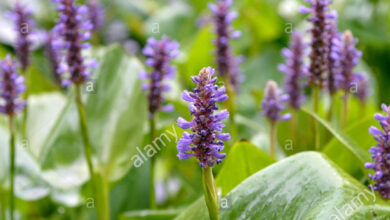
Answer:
269, 121, 276, 158
9, 115, 15, 220
327, 93, 335, 122
149, 116, 157, 209
341, 93, 349, 129
22, 69, 29, 140
313, 87, 320, 151
290, 109, 297, 144
223, 76, 237, 145
75, 84, 109, 220
0, 188, 6, 220
202, 167, 219, 220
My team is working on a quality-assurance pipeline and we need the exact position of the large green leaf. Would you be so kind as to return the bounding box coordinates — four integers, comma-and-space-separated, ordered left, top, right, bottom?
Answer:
215, 141, 275, 196
323, 117, 376, 180
302, 108, 370, 164
39, 45, 147, 189
175, 152, 390, 220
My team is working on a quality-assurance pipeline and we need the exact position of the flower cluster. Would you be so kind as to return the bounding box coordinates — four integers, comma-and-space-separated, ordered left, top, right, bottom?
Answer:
338, 30, 362, 93
52, 0, 97, 87
8, 2, 34, 72
0, 55, 26, 115
261, 80, 291, 123
209, 0, 243, 91
45, 32, 62, 85
300, 0, 336, 87
353, 73, 369, 103
365, 104, 390, 199
326, 16, 342, 95
177, 67, 230, 167
140, 36, 179, 118
87, 0, 105, 32
278, 31, 307, 109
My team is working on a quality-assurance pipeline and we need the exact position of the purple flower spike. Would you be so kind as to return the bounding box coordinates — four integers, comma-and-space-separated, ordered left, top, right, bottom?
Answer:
45, 31, 62, 85
353, 73, 369, 103
261, 80, 291, 122
209, 0, 243, 91
140, 36, 179, 118
52, 0, 97, 86
301, 0, 334, 87
0, 54, 26, 115
278, 31, 307, 109
326, 17, 342, 95
9, 2, 34, 72
87, 0, 105, 32
338, 30, 362, 93
366, 104, 390, 199
176, 67, 230, 167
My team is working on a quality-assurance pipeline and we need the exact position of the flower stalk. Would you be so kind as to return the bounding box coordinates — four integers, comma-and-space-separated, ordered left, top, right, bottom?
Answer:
202, 167, 220, 220
9, 115, 16, 220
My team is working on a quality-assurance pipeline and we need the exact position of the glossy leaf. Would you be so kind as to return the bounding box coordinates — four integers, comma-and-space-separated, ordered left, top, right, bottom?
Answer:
175, 152, 390, 220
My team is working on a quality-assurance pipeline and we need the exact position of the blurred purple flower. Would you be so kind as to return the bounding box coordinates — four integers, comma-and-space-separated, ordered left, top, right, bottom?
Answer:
278, 31, 307, 109
261, 80, 291, 122
87, 0, 105, 32
365, 104, 390, 199
338, 30, 362, 93
44, 31, 62, 85
177, 67, 230, 167
209, 0, 243, 91
52, 0, 97, 87
140, 36, 179, 118
353, 73, 369, 103
8, 2, 34, 72
326, 17, 342, 95
0, 55, 26, 115
300, 0, 335, 87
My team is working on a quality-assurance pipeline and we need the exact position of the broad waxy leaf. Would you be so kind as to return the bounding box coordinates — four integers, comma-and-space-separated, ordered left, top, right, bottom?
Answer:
39, 45, 147, 189
175, 152, 390, 220
215, 141, 275, 196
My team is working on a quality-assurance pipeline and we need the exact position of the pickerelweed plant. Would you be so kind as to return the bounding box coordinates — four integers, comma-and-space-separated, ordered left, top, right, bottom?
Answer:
140, 36, 179, 209
300, 0, 336, 149
365, 104, 390, 199
0, 54, 26, 220
261, 80, 291, 158
338, 30, 362, 128
177, 67, 230, 220
45, 31, 62, 86
209, 0, 242, 142
278, 31, 307, 142
51, 0, 106, 219
7, 1, 34, 139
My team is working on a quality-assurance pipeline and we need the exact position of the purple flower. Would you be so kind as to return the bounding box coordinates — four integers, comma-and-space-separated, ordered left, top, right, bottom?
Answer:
8, 2, 34, 72
338, 30, 362, 93
326, 17, 342, 95
140, 36, 179, 118
261, 80, 291, 122
0, 55, 26, 115
278, 31, 307, 109
87, 0, 105, 32
44, 31, 62, 85
365, 104, 390, 199
209, 0, 243, 91
353, 73, 369, 103
52, 0, 97, 87
176, 67, 230, 167
300, 0, 335, 87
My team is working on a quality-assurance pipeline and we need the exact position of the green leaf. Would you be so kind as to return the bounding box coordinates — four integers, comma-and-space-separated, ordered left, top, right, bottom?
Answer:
39, 45, 147, 189
120, 209, 181, 220
215, 141, 275, 196
301, 108, 370, 164
323, 117, 376, 180
175, 152, 390, 220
